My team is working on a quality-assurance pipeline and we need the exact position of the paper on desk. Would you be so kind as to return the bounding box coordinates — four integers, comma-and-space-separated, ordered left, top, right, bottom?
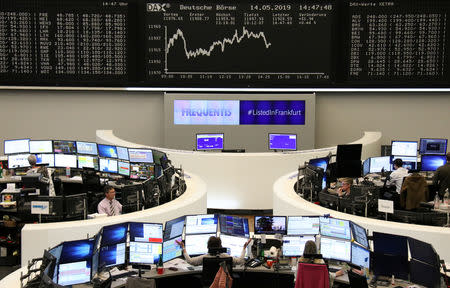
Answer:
164, 258, 193, 270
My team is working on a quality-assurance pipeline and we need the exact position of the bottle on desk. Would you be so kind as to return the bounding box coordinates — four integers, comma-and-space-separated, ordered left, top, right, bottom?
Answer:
434, 194, 441, 209
444, 189, 450, 206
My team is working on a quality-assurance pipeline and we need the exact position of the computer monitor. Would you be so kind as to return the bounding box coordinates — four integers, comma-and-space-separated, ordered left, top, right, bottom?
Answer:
36, 154, 55, 167
99, 158, 118, 174
116, 146, 129, 161
48, 244, 63, 283
54, 154, 77, 168
319, 217, 351, 240
98, 243, 126, 269
336, 144, 362, 178
101, 223, 128, 246
219, 215, 250, 237
185, 214, 218, 234
419, 138, 448, 155
391, 140, 418, 157
350, 222, 368, 248
184, 233, 216, 255
91, 250, 99, 277
37, 195, 64, 217
282, 235, 315, 257
421, 155, 446, 172
254, 216, 287, 235
8, 154, 31, 168
77, 155, 99, 170
351, 243, 370, 270
130, 163, 154, 180
129, 242, 162, 264
320, 236, 351, 262
164, 216, 186, 241
53, 140, 76, 154
120, 184, 143, 213
162, 236, 183, 262
390, 156, 417, 170
118, 161, 130, 177
152, 150, 167, 166
308, 157, 329, 189
58, 239, 93, 286
4, 138, 30, 154
409, 259, 441, 288
76, 141, 98, 156
29, 140, 53, 154
65, 194, 86, 218
196, 133, 224, 150
287, 216, 320, 235
128, 148, 154, 163
369, 156, 391, 173
407, 237, 439, 266
97, 144, 118, 158
220, 234, 249, 258
372, 232, 408, 279
129, 222, 163, 243
268, 133, 297, 150
362, 158, 370, 176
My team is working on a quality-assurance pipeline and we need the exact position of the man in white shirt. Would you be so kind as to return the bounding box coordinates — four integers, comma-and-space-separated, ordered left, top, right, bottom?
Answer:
97, 185, 122, 216
387, 158, 409, 193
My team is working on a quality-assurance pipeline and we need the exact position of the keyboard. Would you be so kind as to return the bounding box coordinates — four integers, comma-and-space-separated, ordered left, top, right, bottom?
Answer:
328, 267, 341, 273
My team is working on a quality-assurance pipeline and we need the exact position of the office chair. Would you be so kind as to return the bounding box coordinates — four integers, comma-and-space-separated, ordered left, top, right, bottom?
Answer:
202, 257, 233, 287
400, 173, 429, 210
295, 262, 329, 288
81, 168, 102, 193
348, 270, 369, 288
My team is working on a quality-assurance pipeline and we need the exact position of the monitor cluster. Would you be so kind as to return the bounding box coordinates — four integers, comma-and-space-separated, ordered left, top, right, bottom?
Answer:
195, 133, 297, 151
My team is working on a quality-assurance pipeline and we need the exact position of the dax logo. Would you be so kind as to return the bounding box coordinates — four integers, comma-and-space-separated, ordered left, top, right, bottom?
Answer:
147, 3, 169, 12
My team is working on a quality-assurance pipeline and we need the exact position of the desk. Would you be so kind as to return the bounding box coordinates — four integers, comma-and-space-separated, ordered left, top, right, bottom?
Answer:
434, 207, 450, 226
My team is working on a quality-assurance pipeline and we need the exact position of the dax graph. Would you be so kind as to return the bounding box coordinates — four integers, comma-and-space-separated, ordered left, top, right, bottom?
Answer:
144, 1, 336, 87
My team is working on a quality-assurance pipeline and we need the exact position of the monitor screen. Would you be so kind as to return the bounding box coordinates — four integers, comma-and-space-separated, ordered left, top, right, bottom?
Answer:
421, 155, 446, 172
319, 217, 351, 240
101, 223, 128, 246
351, 243, 370, 270
76, 141, 98, 155
54, 154, 77, 168
362, 158, 370, 176
152, 150, 167, 166
282, 235, 315, 257
99, 158, 118, 174
391, 141, 418, 157
48, 244, 63, 283
130, 163, 154, 180
185, 214, 218, 234
419, 138, 448, 155
128, 148, 154, 163
116, 146, 129, 160
36, 154, 55, 167
8, 154, 31, 168
351, 222, 368, 248
4, 139, 30, 154
407, 238, 439, 266
97, 144, 118, 158
196, 133, 224, 150
373, 232, 408, 257
254, 216, 287, 235
129, 222, 163, 243
220, 234, 249, 258
373, 232, 409, 279
184, 233, 216, 256
369, 156, 392, 173
320, 236, 351, 262
98, 243, 126, 269
53, 140, 77, 154
91, 250, 99, 278
77, 155, 99, 170
129, 242, 162, 264
164, 216, 186, 241
65, 194, 86, 217
162, 236, 183, 262
60, 239, 94, 264
308, 157, 329, 189
219, 215, 250, 237
391, 156, 417, 170
118, 161, 130, 176
58, 261, 91, 286
268, 133, 297, 150
409, 259, 441, 288
287, 216, 320, 235
29, 140, 53, 153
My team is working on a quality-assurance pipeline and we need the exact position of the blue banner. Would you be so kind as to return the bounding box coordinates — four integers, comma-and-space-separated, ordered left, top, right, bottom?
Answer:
239, 100, 305, 125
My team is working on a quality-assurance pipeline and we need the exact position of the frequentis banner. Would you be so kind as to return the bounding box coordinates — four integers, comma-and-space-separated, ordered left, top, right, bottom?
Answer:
174, 100, 240, 125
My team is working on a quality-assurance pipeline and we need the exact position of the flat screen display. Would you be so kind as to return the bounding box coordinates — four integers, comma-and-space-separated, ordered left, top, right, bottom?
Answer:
77, 155, 99, 170
98, 243, 126, 269
53, 140, 77, 154
369, 156, 391, 173
421, 155, 446, 172
391, 141, 418, 157
351, 222, 368, 248
268, 133, 297, 150
97, 144, 118, 158
116, 146, 129, 160
76, 141, 98, 155
351, 243, 370, 270
164, 216, 185, 241
185, 214, 218, 234
8, 154, 31, 168
29, 140, 53, 153
220, 234, 249, 258
4, 139, 30, 154
54, 154, 77, 168
320, 236, 351, 262
162, 236, 183, 262
99, 158, 118, 173
282, 235, 315, 257
419, 138, 448, 155
118, 161, 130, 176
287, 216, 320, 235
58, 261, 91, 286
309, 157, 329, 189
101, 223, 128, 246
254, 216, 286, 235
130, 163, 154, 180
60, 240, 94, 264
129, 222, 163, 243
391, 156, 417, 170
362, 158, 370, 176
185, 233, 216, 256
128, 148, 154, 163
36, 154, 55, 167
129, 242, 162, 264
196, 134, 224, 150
219, 215, 249, 237
319, 217, 351, 240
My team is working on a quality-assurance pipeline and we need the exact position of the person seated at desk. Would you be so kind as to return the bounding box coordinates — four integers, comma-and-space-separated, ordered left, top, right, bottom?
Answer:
26, 155, 55, 196
400, 173, 429, 210
177, 236, 251, 266
433, 152, 450, 197
387, 158, 409, 194
299, 240, 344, 277
329, 178, 353, 198
97, 185, 122, 216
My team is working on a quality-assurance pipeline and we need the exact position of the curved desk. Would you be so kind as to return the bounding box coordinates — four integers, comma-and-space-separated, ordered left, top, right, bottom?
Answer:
20, 172, 207, 265
273, 171, 450, 262
97, 130, 382, 210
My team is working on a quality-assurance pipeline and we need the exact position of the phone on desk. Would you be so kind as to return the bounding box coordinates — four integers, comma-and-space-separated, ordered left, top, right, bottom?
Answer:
245, 258, 263, 268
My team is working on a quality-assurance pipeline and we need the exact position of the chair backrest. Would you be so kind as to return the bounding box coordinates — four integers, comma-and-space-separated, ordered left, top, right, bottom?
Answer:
295, 262, 329, 288
348, 270, 369, 288
82, 168, 102, 192
202, 256, 233, 287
